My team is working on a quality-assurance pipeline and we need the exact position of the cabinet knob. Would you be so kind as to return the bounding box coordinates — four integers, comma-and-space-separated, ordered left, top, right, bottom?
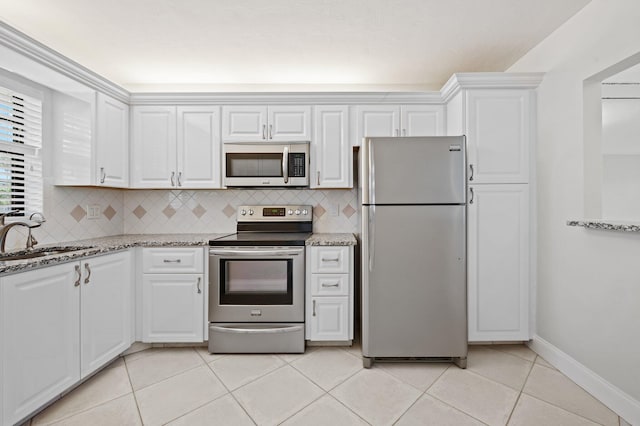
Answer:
469, 187, 474, 204
469, 164, 474, 181
312, 300, 316, 317
262, 124, 267, 140
197, 277, 202, 294
269, 124, 273, 139
170, 171, 176, 186
99, 167, 106, 184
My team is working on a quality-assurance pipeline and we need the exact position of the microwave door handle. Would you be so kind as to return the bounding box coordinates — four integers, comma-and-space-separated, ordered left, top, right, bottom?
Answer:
282, 146, 289, 184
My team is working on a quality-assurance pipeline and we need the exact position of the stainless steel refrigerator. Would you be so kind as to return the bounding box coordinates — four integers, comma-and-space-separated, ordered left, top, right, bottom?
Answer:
360, 136, 467, 369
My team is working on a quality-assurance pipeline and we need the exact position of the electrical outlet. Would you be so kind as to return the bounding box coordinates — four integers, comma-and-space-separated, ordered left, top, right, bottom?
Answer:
328, 202, 340, 217
86, 204, 102, 220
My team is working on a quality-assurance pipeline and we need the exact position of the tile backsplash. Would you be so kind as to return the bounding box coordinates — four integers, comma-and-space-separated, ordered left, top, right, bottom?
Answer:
19, 181, 359, 250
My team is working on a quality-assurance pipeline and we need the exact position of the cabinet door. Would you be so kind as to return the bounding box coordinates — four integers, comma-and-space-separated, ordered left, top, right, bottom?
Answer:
401, 105, 444, 136
466, 90, 531, 183
131, 106, 177, 188
467, 184, 529, 341
267, 106, 311, 141
80, 251, 132, 378
355, 105, 400, 146
308, 297, 349, 341
177, 106, 221, 188
1, 263, 80, 426
222, 106, 267, 141
52, 91, 94, 185
142, 274, 204, 342
96, 93, 129, 188
311, 106, 351, 188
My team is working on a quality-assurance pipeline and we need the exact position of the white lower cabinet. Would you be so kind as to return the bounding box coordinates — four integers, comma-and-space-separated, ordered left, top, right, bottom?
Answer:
306, 245, 354, 342
467, 184, 530, 341
141, 247, 205, 342
0, 251, 132, 426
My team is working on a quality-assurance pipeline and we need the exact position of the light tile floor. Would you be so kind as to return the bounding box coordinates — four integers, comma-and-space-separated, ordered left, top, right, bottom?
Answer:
27, 344, 625, 426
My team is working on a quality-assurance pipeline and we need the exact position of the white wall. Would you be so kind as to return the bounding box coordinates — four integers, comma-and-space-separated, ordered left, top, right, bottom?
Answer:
509, 0, 640, 408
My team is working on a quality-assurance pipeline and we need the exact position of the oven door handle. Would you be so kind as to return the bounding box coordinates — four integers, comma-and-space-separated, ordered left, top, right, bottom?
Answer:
210, 325, 304, 334
209, 249, 302, 257
282, 146, 289, 184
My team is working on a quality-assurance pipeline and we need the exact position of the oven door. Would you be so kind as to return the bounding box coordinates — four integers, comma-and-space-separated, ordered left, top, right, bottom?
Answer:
209, 246, 305, 322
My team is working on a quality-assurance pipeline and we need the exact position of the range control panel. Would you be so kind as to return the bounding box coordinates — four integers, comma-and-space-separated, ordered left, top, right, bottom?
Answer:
237, 205, 313, 222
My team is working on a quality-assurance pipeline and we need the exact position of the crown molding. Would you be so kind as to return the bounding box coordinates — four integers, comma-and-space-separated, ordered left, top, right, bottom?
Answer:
128, 91, 444, 106
440, 72, 544, 102
0, 21, 129, 102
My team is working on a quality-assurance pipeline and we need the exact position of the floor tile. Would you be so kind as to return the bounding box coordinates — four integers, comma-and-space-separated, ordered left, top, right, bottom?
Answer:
281, 394, 368, 426
46, 394, 141, 426
32, 363, 132, 425
378, 361, 450, 391
291, 347, 362, 390
166, 394, 253, 426
427, 368, 519, 425
209, 354, 285, 390
534, 356, 555, 369
233, 365, 324, 426
331, 368, 421, 425
342, 342, 363, 359
135, 365, 227, 426
278, 346, 317, 363
395, 394, 485, 426
467, 346, 533, 390
490, 344, 537, 362
126, 347, 204, 390
508, 394, 600, 425
194, 346, 226, 363
523, 364, 618, 426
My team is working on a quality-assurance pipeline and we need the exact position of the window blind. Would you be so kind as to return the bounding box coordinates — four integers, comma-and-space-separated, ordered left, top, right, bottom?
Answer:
0, 86, 43, 216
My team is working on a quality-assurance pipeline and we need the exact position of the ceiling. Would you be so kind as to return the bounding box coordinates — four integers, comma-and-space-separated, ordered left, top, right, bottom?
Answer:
0, 0, 590, 92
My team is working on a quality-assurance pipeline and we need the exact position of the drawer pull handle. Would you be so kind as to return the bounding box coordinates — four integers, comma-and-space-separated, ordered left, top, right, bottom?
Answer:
321, 257, 340, 262
312, 300, 316, 316
197, 277, 202, 294
84, 263, 91, 284
74, 265, 81, 287
321, 282, 340, 287
163, 259, 182, 263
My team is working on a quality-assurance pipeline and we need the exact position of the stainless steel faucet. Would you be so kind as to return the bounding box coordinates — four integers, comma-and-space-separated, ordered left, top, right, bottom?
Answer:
0, 219, 44, 252
0, 210, 20, 226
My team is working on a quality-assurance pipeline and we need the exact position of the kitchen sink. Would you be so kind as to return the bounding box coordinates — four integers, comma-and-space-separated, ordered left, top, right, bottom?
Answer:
0, 246, 94, 261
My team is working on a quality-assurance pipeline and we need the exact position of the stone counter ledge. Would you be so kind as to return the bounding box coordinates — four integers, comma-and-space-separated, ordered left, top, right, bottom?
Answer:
567, 220, 640, 233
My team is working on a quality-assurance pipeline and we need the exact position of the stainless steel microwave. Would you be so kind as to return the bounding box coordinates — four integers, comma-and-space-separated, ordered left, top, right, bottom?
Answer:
222, 141, 310, 187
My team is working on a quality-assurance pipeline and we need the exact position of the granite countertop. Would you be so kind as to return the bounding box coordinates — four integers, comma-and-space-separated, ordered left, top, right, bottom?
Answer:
0, 232, 358, 275
567, 220, 640, 233
305, 233, 358, 246
0, 233, 231, 276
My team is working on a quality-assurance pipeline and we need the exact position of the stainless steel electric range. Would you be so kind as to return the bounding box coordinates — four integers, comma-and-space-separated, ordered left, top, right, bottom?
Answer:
208, 205, 312, 353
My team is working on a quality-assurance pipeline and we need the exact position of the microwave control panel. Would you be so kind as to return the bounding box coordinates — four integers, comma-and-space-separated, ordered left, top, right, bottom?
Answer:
289, 153, 306, 177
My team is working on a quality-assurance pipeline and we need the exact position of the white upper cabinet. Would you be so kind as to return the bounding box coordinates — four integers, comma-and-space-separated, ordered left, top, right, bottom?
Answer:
354, 104, 444, 145
96, 93, 129, 187
311, 106, 351, 188
131, 105, 221, 188
222, 105, 311, 142
464, 90, 531, 184
177, 106, 222, 188
467, 184, 530, 341
401, 105, 444, 137
52, 91, 95, 185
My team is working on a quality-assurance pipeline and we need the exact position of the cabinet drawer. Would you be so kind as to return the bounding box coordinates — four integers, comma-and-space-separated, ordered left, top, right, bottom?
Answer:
310, 246, 349, 273
310, 274, 349, 296
142, 247, 204, 273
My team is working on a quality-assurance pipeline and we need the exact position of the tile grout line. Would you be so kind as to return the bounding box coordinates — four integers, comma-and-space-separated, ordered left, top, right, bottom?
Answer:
123, 355, 145, 425
521, 361, 616, 426
202, 353, 259, 426
420, 365, 491, 426
127, 349, 207, 393
504, 355, 545, 425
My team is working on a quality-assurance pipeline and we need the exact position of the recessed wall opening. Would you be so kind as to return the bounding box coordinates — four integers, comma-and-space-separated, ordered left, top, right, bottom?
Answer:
584, 51, 640, 220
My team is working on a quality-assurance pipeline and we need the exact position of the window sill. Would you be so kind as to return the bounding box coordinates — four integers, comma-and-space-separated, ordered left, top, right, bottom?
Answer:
567, 220, 640, 233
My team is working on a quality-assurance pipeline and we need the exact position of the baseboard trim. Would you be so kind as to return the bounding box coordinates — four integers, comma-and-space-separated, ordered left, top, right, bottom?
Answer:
528, 335, 639, 425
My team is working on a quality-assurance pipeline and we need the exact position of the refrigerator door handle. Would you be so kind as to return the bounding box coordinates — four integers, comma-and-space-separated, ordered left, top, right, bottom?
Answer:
369, 143, 376, 205
369, 205, 376, 272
